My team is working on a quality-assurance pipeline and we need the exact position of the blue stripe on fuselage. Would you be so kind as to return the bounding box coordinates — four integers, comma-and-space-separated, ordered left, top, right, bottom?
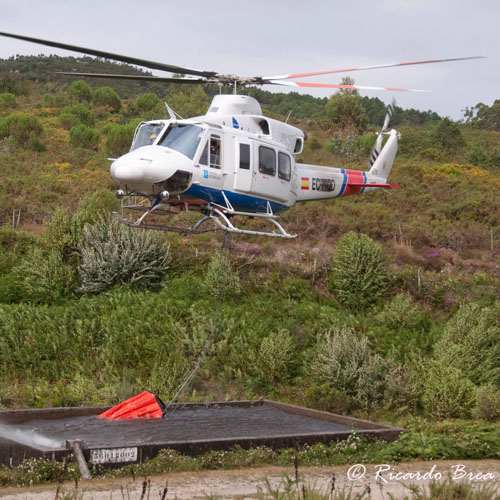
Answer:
361, 172, 367, 193
337, 169, 348, 197
184, 185, 288, 213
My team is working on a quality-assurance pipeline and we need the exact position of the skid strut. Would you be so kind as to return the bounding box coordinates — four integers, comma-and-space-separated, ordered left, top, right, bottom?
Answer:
115, 191, 297, 239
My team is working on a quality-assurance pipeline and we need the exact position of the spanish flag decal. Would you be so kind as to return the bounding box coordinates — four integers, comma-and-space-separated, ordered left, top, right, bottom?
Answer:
301, 177, 309, 190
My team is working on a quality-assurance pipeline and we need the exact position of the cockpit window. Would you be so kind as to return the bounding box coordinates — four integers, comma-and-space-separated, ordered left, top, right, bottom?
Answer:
130, 122, 165, 151
158, 124, 203, 160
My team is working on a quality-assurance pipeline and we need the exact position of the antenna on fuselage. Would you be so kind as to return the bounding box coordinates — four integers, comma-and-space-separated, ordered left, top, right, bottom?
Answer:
164, 101, 183, 120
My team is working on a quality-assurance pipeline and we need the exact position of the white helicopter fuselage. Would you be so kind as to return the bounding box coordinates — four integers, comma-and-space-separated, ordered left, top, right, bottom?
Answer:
110, 94, 398, 217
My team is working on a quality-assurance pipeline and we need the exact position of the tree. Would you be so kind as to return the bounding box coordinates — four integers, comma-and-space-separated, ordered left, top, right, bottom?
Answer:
164, 84, 209, 118
330, 232, 387, 310
433, 117, 465, 151
93, 86, 122, 112
324, 77, 368, 133
68, 80, 93, 102
465, 100, 500, 131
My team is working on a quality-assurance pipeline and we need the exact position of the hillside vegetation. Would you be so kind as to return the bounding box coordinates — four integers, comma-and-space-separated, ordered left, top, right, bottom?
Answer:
0, 57, 499, 440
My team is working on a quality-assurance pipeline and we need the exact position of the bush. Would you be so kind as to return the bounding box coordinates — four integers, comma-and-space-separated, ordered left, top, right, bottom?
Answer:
41, 93, 56, 107
136, 92, 162, 112
0, 113, 43, 145
253, 329, 296, 388
93, 86, 121, 112
330, 232, 387, 310
79, 217, 171, 293
311, 327, 387, 410
474, 384, 500, 422
433, 117, 465, 152
203, 253, 241, 302
26, 130, 46, 152
12, 247, 75, 304
58, 111, 80, 130
59, 103, 95, 128
422, 362, 476, 419
375, 293, 424, 330
68, 80, 93, 102
434, 303, 500, 387
148, 348, 191, 400
0, 92, 16, 112
69, 124, 100, 150
104, 122, 137, 156
303, 383, 352, 414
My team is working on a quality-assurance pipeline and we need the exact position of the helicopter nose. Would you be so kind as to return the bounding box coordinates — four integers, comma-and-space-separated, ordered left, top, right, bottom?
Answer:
111, 163, 144, 184
110, 158, 147, 185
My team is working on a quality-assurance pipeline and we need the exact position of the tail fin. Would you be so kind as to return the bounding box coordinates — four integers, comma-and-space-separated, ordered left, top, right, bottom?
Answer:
368, 129, 398, 181
367, 99, 398, 181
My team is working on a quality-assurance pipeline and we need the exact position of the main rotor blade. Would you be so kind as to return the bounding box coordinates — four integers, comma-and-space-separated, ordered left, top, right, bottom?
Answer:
265, 80, 427, 92
55, 72, 210, 84
262, 56, 485, 81
0, 32, 217, 78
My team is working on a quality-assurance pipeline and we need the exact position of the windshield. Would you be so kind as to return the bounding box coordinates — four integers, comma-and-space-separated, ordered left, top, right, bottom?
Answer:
131, 123, 165, 151
158, 124, 203, 160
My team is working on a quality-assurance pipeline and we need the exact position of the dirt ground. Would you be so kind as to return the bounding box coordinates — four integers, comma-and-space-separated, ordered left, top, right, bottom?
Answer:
0, 460, 498, 499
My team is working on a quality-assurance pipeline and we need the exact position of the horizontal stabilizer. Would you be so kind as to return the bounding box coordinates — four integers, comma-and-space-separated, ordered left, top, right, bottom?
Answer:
348, 182, 400, 188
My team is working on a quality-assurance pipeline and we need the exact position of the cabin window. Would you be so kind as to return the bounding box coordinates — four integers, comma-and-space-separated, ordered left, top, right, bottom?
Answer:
158, 124, 202, 160
278, 152, 291, 181
259, 146, 276, 176
131, 122, 165, 151
199, 141, 208, 166
294, 138, 303, 154
210, 135, 221, 169
239, 144, 250, 170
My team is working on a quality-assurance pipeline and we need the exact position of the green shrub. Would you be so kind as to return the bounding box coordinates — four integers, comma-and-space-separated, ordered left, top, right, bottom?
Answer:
71, 190, 120, 240
41, 93, 56, 107
93, 86, 121, 112
474, 384, 500, 422
358, 133, 377, 154
330, 232, 387, 310
0, 272, 23, 303
26, 130, 45, 152
59, 103, 95, 128
433, 117, 465, 152
422, 362, 476, 419
311, 327, 387, 410
434, 303, 500, 387
148, 348, 191, 400
0, 92, 16, 111
203, 253, 241, 302
12, 247, 75, 304
69, 124, 100, 149
375, 293, 426, 331
79, 217, 171, 293
58, 111, 80, 130
104, 122, 136, 156
0, 113, 43, 145
303, 383, 352, 414
136, 92, 161, 112
68, 80, 93, 102
383, 360, 422, 412
253, 329, 296, 388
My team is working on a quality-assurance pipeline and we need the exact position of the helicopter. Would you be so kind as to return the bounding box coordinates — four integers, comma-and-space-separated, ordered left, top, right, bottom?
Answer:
0, 32, 484, 238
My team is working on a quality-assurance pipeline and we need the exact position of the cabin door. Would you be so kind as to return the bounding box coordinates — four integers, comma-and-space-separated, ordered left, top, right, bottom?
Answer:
233, 139, 253, 193
250, 142, 291, 203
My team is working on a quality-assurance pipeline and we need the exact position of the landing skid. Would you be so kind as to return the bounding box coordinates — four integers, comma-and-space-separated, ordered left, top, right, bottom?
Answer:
115, 191, 297, 239
113, 212, 214, 234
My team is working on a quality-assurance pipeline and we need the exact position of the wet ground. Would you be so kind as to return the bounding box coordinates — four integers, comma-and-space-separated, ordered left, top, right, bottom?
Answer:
0, 405, 356, 451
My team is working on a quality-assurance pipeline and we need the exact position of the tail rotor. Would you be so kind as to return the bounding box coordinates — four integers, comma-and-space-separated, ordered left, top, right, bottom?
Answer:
367, 98, 396, 169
